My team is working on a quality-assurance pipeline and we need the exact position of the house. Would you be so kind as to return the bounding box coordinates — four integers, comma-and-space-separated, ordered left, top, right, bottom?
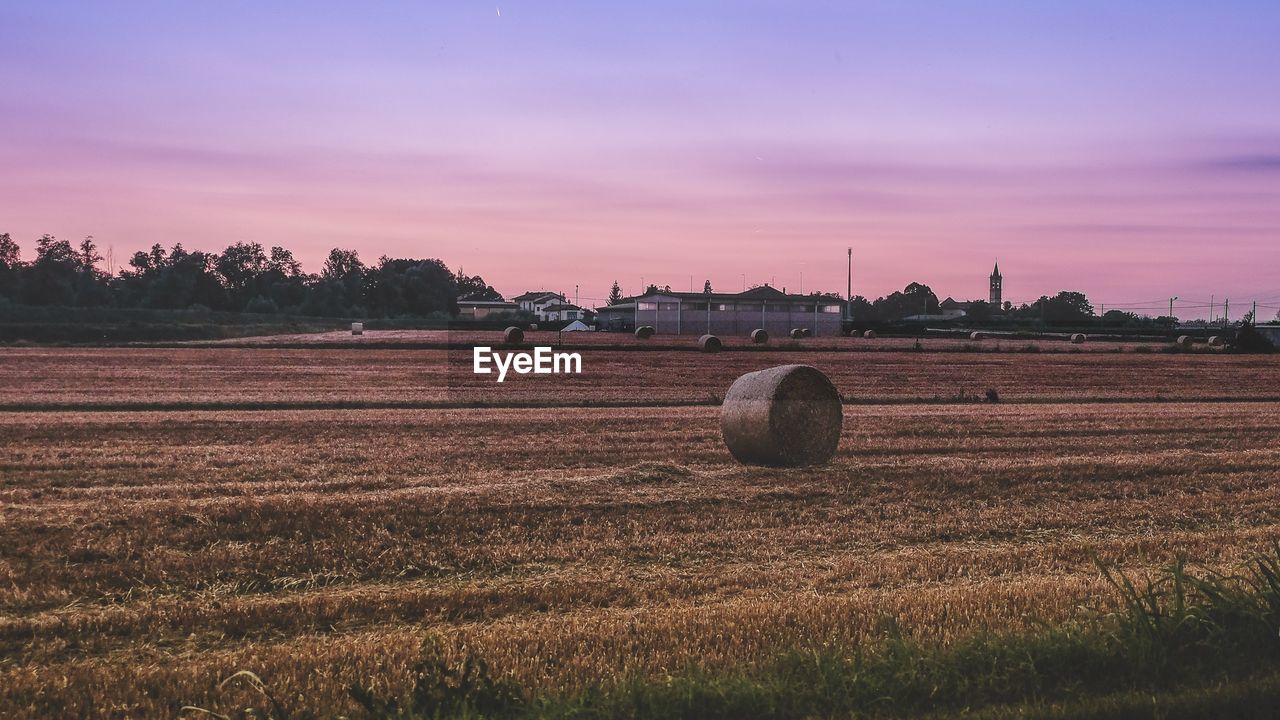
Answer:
509, 288, 565, 316
939, 297, 971, 318
456, 299, 520, 320
595, 285, 843, 336
540, 302, 586, 322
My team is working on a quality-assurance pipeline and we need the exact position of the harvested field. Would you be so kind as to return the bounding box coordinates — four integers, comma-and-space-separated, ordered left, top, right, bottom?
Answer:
3, 346, 1278, 408
201, 328, 1182, 353
3, 389, 1280, 717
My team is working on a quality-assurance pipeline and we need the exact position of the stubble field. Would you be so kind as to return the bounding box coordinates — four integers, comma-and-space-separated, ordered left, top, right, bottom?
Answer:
2, 345, 1280, 717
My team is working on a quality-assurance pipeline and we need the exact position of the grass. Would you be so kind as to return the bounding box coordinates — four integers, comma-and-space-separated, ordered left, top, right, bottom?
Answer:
185, 548, 1280, 718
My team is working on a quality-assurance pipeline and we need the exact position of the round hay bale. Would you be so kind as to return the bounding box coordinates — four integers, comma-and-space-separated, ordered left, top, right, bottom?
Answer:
789, 328, 805, 339
350, 322, 363, 336
503, 326, 524, 344
1070, 333, 1086, 344
1176, 335, 1194, 348
635, 326, 655, 339
863, 330, 877, 339
698, 334, 722, 353
803, 328, 813, 338
720, 364, 842, 467
1208, 335, 1225, 347
529, 323, 538, 331
970, 331, 984, 341
750, 328, 769, 344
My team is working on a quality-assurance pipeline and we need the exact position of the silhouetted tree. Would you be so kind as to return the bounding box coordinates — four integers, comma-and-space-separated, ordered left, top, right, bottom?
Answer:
608, 281, 623, 306
366, 257, 458, 317
0, 233, 20, 301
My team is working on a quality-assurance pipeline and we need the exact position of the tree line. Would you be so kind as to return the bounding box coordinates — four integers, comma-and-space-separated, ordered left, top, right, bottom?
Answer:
848, 282, 1179, 326
0, 233, 501, 318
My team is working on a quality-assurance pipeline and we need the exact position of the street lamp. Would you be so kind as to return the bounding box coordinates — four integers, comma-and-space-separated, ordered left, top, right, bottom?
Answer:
1169, 296, 1178, 322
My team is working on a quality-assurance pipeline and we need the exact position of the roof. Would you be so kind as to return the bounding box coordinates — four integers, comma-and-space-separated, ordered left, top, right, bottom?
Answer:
512, 291, 563, 302
561, 320, 592, 331
633, 284, 833, 303
541, 303, 583, 312
457, 300, 519, 308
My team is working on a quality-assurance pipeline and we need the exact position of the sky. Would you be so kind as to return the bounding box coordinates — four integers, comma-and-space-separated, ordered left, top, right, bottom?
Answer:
2, 1, 1280, 319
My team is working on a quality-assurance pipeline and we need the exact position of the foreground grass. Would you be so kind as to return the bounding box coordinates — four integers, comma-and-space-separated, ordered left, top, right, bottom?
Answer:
189, 548, 1280, 719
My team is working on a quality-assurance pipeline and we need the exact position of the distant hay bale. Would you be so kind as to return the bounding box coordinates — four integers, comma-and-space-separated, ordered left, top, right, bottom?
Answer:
750, 328, 769, 344
720, 364, 842, 467
1070, 333, 1086, 344
802, 328, 812, 337
529, 323, 538, 331
350, 322, 363, 336
790, 328, 805, 339
503, 326, 524, 344
863, 330, 877, 339
1208, 335, 1225, 347
1176, 335, 1194, 348
970, 331, 984, 341
698, 334, 722, 353
635, 326, 655, 339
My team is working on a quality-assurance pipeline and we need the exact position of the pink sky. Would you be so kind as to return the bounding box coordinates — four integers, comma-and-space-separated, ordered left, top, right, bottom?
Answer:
2, 2, 1279, 318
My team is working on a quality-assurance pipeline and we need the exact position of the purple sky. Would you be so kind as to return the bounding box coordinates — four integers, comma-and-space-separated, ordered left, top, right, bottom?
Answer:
3, 1, 1280, 317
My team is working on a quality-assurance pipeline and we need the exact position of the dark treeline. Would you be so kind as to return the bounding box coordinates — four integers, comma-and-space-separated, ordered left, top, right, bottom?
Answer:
0, 233, 501, 318
849, 282, 1177, 327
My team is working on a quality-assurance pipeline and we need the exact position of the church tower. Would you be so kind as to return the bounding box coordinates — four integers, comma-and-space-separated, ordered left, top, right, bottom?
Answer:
989, 261, 1002, 307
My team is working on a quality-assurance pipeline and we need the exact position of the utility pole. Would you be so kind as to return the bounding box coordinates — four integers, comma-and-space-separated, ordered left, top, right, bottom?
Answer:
1253, 301, 1258, 325
1210, 294, 1215, 324
846, 247, 852, 321
575, 284, 579, 307
1224, 298, 1229, 326
1169, 296, 1177, 323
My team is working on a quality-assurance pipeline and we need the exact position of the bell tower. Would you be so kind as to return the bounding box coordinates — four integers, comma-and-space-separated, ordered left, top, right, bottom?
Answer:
989, 261, 1002, 307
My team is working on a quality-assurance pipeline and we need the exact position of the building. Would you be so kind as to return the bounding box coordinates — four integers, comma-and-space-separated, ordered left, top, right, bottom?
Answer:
939, 298, 972, 318
512, 291, 565, 316
989, 261, 1002, 306
540, 302, 587, 322
512, 291, 586, 322
596, 285, 843, 336
456, 299, 520, 320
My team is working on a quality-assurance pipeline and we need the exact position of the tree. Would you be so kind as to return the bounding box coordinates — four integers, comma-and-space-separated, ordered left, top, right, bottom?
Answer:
0, 233, 20, 301
0, 233, 19, 269
964, 299, 993, 323
21, 235, 81, 306
454, 270, 502, 301
703, 279, 712, 294
608, 281, 623, 306
215, 242, 270, 310
366, 257, 458, 317
872, 282, 939, 321
1031, 291, 1095, 325
847, 295, 875, 322
303, 247, 368, 317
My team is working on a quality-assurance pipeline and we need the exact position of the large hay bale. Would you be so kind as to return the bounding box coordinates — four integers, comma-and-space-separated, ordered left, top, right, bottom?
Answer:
503, 326, 524, 344
970, 331, 984, 341
1208, 335, 1225, 347
863, 330, 877, 339
1070, 333, 1086, 344
698, 334, 722, 353
750, 328, 769, 344
789, 328, 805, 339
351, 322, 363, 336
635, 326, 655, 339
1176, 335, 1194, 348
720, 364, 842, 467
529, 323, 538, 331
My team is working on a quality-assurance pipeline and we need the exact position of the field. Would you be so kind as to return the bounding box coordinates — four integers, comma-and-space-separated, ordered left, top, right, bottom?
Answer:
3, 345, 1280, 717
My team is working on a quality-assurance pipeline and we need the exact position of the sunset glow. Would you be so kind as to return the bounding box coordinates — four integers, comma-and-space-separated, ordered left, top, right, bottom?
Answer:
2, 2, 1279, 316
